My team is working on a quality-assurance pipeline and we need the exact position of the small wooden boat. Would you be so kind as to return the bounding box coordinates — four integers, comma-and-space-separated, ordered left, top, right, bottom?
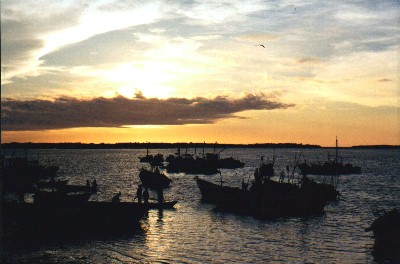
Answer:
196, 175, 328, 219
139, 149, 164, 166
32, 190, 92, 204
139, 168, 172, 189
138, 200, 178, 209
36, 179, 69, 189
298, 138, 361, 175
60, 184, 97, 193
3, 201, 148, 232
366, 209, 400, 247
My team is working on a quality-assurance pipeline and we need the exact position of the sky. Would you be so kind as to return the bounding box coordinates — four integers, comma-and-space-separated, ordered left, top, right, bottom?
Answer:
1, 0, 399, 147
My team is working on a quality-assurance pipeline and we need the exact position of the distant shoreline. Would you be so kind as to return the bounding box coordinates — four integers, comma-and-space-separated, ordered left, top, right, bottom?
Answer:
1, 142, 399, 150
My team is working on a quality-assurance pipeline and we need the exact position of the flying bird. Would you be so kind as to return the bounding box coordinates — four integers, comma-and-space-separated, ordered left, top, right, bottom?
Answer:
257, 44, 265, 48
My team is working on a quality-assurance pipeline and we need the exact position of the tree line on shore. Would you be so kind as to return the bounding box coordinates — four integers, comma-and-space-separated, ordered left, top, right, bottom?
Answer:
1, 142, 321, 150
1, 142, 398, 150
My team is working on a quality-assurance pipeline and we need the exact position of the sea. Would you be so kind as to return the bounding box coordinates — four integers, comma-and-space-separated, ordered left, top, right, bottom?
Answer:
2, 148, 400, 263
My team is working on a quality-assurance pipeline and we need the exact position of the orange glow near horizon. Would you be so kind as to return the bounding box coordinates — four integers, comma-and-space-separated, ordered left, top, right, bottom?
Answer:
2, 110, 399, 147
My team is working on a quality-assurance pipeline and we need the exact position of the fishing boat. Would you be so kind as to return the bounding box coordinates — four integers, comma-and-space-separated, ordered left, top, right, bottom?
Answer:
201, 151, 245, 169
3, 156, 59, 194
32, 190, 92, 204
137, 200, 178, 209
36, 179, 69, 189
3, 201, 148, 233
366, 209, 400, 249
139, 149, 164, 166
139, 168, 172, 189
166, 153, 220, 175
258, 154, 275, 178
196, 177, 245, 204
196, 173, 330, 219
60, 184, 97, 193
297, 137, 361, 175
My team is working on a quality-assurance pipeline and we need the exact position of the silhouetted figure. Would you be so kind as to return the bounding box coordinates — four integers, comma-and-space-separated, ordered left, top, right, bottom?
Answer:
242, 178, 248, 190
286, 165, 290, 182
143, 188, 149, 204
92, 179, 97, 190
50, 177, 55, 183
279, 170, 285, 183
157, 188, 164, 204
86, 179, 90, 188
136, 185, 143, 203
254, 168, 262, 185
112, 192, 121, 203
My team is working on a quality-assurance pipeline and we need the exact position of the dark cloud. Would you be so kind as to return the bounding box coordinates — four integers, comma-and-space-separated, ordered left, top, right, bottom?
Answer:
376, 78, 392, 82
297, 57, 321, 64
1, 93, 294, 131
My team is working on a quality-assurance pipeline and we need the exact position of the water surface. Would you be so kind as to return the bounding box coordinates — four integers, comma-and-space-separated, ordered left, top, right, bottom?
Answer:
3, 148, 399, 263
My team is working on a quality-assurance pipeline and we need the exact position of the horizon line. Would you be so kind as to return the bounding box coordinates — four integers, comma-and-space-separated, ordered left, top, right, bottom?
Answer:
1, 142, 399, 149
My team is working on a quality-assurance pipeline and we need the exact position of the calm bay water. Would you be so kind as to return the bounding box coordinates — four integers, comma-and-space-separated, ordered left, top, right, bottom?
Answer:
3, 148, 400, 263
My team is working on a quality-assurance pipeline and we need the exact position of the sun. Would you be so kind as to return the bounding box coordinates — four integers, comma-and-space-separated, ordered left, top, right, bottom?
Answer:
109, 62, 175, 99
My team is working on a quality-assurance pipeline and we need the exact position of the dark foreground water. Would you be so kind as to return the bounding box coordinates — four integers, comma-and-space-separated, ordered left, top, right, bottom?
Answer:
2, 148, 400, 263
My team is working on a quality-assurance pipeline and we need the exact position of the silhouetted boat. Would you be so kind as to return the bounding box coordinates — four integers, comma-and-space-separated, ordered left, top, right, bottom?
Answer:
2, 155, 59, 195
3, 156, 59, 179
366, 209, 400, 253
205, 152, 245, 169
139, 168, 172, 189
297, 138, 361, 175
196, 173, 331, 219
138, 200, 178, 209
3, 201, 148, 233
196, 177, 243, 204
60, 184, 97, 193
36, 179, 69, 189
218, 156, 245, 168
32, 190, 92, 204
166, 154, 220, 175
166, 146, 243, 175
300, 175, 339, 202
258, 154, 275, 178
139, 149, 164, 166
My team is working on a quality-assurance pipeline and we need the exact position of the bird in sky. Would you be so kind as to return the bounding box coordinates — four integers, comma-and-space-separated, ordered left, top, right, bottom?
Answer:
257, 44, 265, 48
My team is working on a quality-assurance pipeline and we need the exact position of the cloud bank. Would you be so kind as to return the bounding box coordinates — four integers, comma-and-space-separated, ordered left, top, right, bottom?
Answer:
2, 93, 294, 131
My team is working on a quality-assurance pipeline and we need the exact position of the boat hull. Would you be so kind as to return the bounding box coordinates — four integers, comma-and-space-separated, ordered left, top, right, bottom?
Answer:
196, 177, 327, 220
139, 168, 172, 189
135, 200, 178, 209
3, 202, 148, 233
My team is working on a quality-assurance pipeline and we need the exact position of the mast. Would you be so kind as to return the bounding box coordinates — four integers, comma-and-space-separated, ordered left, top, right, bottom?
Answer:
335, 136, 338, 163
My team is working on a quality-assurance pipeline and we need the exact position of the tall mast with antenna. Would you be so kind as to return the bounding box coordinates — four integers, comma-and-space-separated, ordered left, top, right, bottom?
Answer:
335, 136, 338, 163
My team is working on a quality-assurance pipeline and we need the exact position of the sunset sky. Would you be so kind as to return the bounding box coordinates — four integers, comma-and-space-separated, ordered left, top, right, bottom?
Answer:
1, 0, 399, 147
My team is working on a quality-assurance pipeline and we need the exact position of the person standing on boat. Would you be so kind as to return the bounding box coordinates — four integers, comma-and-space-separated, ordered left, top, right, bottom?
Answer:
279, 170, 285, 183
136, 185, 143, 203
157, 187, 164, 204
92, 179, 98, 191
143, 187, 149, 204
242, 178, 248, 190
254, 168, 262, 185
112, 192, 121, 203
